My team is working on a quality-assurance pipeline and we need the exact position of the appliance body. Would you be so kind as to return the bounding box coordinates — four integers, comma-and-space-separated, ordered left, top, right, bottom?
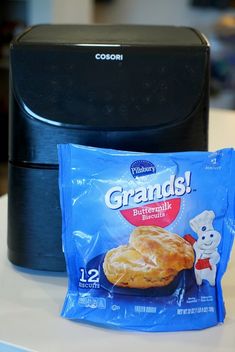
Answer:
8, 25, 210, 271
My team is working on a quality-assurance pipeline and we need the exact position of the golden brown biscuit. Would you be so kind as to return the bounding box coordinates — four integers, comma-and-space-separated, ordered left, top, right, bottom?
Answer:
103, 244, 178, 288
129, 226, 194, 273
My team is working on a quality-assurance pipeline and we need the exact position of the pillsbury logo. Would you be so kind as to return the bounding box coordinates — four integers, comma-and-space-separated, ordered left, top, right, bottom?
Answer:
130, 160, 156, 178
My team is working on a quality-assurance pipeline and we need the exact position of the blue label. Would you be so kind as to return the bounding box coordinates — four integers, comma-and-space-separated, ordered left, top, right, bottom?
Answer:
130, 160, 156, 178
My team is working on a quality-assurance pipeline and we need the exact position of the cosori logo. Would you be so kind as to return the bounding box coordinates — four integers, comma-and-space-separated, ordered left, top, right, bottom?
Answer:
130, 160, 156, 178
95, 53, 123, 61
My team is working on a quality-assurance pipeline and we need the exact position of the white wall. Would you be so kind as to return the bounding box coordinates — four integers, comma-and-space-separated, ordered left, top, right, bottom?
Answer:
94, 0, 235, 37
28, 0, 93, 25
53, 0, 93, 24
28, 0, 53, 25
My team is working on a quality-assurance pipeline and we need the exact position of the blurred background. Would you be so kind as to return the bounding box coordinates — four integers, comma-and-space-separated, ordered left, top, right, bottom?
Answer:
1, 0, 235, 195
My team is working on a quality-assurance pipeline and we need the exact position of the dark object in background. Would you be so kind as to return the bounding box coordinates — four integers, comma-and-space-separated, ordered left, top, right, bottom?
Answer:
191, 0, 230, 8
0, 21, 25, 162
8, 25, 210, 271
211, 15, 235, 104
0, 60, 8, 162
0, 0, 27, 161
95, 0, 114, 2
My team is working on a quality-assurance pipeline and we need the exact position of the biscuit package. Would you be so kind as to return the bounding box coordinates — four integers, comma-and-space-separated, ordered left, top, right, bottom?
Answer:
58, 145, 235, 331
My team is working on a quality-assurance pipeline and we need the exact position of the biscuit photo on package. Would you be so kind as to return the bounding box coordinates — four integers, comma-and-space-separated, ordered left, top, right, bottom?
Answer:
103, 226, 194, 288
58, 145, 235, 332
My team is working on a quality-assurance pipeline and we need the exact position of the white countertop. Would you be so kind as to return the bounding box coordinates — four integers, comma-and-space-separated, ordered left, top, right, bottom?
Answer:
0, 109, 235, 352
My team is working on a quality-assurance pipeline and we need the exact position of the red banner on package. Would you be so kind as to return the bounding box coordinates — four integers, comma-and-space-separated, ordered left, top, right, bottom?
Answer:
120, 198, 181, 227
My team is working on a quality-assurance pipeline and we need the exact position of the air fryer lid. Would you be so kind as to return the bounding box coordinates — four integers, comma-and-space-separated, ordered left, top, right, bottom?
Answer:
10, 25, 208, 130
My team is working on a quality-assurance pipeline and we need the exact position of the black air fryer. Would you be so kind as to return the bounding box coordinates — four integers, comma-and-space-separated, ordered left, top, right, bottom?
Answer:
8, 25, 209, 271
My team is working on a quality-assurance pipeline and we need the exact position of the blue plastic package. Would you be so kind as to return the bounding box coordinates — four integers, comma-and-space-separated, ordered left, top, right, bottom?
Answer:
58, 145, 235, 332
